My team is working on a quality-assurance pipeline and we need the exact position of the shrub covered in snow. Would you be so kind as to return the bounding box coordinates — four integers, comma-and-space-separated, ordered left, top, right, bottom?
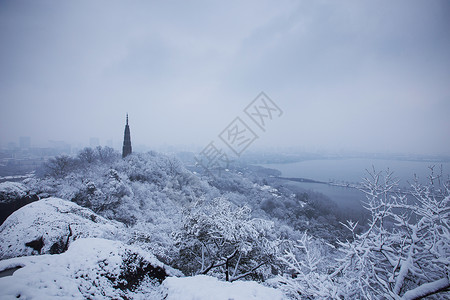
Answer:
0, 182, 28, 202
30, 150, 211, 225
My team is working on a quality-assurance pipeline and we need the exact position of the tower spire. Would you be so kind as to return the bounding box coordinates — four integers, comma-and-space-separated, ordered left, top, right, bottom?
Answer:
122, 114, 132, 158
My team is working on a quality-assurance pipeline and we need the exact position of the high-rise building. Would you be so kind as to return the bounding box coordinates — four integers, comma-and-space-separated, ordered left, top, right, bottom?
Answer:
122, 114, 132, 158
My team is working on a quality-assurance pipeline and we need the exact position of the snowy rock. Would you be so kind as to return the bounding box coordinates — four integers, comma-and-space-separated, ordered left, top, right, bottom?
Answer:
161, 275, 284, 300
0, 197, 125, 259
0, 238, 181, 299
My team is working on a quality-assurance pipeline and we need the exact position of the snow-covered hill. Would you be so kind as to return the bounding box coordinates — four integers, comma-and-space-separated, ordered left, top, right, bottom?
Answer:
0, 197, 125, 260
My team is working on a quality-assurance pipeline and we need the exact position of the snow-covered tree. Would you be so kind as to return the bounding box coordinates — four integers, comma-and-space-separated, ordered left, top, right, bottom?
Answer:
277, 232, 341, 299
174, 197, 279, 281
337, 168, 450, 299
40, 155, 77, 178
278, 168, 450, 299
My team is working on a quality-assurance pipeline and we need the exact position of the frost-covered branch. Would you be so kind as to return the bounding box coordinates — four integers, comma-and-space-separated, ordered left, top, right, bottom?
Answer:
401, 277, 450, 300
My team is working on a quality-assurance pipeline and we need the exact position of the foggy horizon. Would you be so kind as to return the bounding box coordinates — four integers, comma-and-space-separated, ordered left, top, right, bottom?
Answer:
1, 1, 450, 156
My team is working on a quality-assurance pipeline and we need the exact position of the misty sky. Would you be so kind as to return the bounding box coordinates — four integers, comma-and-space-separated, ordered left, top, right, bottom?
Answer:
1, 0, 449, 155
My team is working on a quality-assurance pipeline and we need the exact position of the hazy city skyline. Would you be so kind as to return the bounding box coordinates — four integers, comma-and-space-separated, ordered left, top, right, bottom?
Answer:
1, 1, 449, 155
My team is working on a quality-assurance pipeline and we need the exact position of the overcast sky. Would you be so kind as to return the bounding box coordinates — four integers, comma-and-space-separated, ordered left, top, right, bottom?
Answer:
1, 0, 449, 155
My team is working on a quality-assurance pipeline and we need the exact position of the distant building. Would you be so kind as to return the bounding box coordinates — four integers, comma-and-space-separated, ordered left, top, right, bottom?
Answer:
122, 114, 132, 158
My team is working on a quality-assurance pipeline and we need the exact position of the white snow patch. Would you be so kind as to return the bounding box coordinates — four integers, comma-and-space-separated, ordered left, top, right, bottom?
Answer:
161, 275, 284, 300
255, 184, 279, 194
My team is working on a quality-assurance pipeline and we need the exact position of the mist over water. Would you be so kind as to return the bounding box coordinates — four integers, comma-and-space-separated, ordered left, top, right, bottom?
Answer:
262, 158, 450, 216
263, 158, 450, 185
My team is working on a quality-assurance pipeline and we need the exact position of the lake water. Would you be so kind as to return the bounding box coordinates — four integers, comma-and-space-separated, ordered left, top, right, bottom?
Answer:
262, 158, 450, 214
263, 158, 449, 185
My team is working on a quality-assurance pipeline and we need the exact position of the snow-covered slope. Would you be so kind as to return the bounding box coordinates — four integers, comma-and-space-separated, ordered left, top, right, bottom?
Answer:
161, 275, 284, 300
0, 238, 181, 299
0, 197, 125, 259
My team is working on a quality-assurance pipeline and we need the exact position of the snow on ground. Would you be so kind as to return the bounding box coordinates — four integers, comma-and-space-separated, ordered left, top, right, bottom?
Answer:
0, 197, 125, 259
161, 275, 284, 300
0, 238, 181, 299
0, 182, 28, 202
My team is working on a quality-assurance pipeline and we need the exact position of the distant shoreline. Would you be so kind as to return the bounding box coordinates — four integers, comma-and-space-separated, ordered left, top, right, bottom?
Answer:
275, 176, 327, 184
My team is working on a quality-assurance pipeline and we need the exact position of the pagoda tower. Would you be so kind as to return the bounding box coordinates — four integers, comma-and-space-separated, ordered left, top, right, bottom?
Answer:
122, 114, 132, 158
